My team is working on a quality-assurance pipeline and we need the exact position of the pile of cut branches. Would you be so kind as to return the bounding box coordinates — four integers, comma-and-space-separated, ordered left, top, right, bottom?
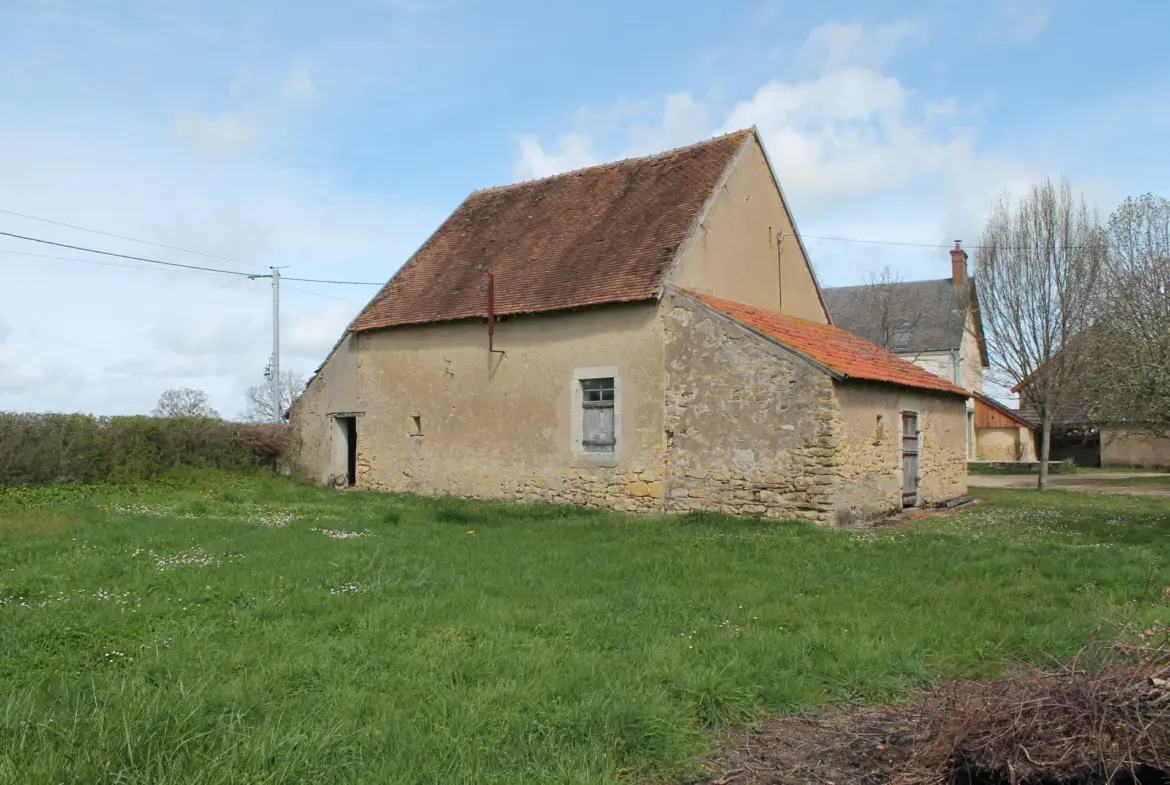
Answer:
896, 620, 1169, 784
696, 619, 1170, 785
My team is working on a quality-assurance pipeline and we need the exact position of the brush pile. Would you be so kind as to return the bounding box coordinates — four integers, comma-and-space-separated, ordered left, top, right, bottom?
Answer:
696, 620, 1170, 785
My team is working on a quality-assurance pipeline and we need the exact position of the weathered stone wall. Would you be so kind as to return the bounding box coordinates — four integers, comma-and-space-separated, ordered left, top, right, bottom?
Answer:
288, 332, 362, 485
351, 301, 668, 512
662, 294, 840, 521
1100, 428, 1170, 468
833, 382, 968, 520
976, 426, 1022, 462
666, 134, 828, 324
915, 391, 969, 503
831, 383, 902, 522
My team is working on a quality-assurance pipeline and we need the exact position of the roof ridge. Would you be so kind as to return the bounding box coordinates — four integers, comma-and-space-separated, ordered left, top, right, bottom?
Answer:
823, 277, 952, 291
471, 128, 755, 196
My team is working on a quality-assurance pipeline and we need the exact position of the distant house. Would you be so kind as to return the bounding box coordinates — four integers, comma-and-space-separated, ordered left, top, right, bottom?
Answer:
1014, 333, 1170, 469
822, 244, 1036, 462
289, 128, 969, 523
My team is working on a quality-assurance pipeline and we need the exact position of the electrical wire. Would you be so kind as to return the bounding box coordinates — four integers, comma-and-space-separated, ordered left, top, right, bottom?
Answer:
0, 229, 385, 285
3, 203, 1150, 266
799, 234, 961, 249
281, 283, 360, 304
0, 248, 367, 306
0, 230, 255, 277
281, 275, 383, 285
0, 248, 232, 277
0, 207, 268, 268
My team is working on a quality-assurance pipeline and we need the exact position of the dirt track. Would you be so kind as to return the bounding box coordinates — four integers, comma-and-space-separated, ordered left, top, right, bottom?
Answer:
968, 472, 1170, 496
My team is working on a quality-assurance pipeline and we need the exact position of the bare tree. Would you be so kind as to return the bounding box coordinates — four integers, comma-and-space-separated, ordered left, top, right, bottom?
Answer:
1086, 194, 1170, 438
152, 388, 220, 419
242, 371, 305, 423
860, 264, 925, 353
974, 177, 1107, 489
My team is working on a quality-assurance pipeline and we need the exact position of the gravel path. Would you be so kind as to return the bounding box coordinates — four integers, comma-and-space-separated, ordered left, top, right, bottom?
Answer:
968, 472, 1170, 496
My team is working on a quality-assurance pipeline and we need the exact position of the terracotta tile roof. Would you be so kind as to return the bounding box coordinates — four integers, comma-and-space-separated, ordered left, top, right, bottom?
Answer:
348, 130, 753, 332
689, 291, 969, 396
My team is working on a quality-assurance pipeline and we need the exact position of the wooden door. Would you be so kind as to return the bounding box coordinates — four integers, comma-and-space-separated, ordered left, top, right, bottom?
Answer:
901, 412, 920, 508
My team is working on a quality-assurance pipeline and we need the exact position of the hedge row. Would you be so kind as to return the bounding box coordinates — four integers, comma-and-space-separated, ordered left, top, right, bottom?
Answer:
0, 412, 291, 485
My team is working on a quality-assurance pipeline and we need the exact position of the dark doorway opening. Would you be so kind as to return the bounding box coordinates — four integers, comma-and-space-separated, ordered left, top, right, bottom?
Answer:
1049, 427, 1101, 468
338, 416, 357, 487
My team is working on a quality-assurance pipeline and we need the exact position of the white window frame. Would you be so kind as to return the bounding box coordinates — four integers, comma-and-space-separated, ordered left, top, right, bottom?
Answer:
571, 366, 621, 463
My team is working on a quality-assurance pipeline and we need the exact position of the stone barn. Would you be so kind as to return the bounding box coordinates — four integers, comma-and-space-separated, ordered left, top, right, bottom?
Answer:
289, 128, 969, 523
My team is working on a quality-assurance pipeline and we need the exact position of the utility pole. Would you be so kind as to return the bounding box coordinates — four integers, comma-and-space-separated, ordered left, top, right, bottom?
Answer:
270, 266, 282, 423
248, 266, 287, 422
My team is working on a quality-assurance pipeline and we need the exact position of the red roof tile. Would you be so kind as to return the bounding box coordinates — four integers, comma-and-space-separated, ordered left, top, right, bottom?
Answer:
690, 291, 969, 396
349, 130, 753, 332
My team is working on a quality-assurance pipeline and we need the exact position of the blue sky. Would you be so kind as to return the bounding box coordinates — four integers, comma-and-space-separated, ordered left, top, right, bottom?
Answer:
1, 0, 1168, 415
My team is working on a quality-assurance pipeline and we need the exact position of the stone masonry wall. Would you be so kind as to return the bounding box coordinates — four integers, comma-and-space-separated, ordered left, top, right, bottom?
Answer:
913, 392, 968, 504
830, 382, 903, 523
662, 294, 841, 522
367, 450, 668, 513
352, 302, 670, 514
833, 383, 968, 521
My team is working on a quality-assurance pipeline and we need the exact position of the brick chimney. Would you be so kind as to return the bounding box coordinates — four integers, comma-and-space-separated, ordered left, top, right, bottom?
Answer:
950, 241, 968, 287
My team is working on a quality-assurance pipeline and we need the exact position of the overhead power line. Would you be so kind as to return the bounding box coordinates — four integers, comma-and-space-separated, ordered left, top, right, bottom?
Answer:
800, 234, 961, 249
0, 229, 384, 285
282, 283, 360, 304
0, 248, 364, 307
281, 275, 382, 285
0, 248, 242, 280
0, 207, 268, 269
0, 230, 254, 276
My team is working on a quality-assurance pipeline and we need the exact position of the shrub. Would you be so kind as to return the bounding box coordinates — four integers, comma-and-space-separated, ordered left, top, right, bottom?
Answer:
0, 412, 291, 485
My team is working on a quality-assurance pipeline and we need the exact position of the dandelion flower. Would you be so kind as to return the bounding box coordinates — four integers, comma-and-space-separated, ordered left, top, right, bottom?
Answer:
467, 530, 476, 535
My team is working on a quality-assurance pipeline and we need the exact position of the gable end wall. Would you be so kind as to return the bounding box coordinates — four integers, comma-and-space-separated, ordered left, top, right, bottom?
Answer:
833, 381, 967, 521
662, 293, 840, 521
666, 135, 828, 323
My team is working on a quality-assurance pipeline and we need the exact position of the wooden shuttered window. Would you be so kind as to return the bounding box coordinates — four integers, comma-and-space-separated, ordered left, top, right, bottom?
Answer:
581, 378, 616, 452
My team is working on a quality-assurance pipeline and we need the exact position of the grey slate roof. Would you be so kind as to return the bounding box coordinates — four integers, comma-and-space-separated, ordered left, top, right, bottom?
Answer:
822, 278, 969, 355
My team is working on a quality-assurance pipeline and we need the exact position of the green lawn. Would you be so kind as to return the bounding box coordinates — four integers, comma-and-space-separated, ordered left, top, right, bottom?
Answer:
2, 473, 1168, 784
1105, 474, 1170, 487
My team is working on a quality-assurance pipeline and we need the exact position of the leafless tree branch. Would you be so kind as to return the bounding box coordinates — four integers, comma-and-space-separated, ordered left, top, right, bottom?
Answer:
1084, 193, 1170, 439
152, 388, 220, 419
973, 177, 1107, 489
241, 371, 306, 423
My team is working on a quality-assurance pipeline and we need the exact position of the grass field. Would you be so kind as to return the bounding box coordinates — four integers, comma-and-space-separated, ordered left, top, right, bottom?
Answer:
2, 473, 1169, 784
1105, 474, 1170, 488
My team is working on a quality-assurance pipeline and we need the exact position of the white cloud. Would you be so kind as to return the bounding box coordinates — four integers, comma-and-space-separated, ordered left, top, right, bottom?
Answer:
800, 21, 920, 71
284, 303, 354, 358
0, 314, 9, 346
173, 64, 319, 158
721, 67, 967, 203
513, 91, 714, 182
174, 111, 261, 157
513, 132, 596, 181
511, 21, 1041, 285
149, 313, 256, 357
991, 0, 1054, 44
0, 117, 432, 416
0, 0, 454, 416
626, 92, 712, 158
281, 65, 316, 101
